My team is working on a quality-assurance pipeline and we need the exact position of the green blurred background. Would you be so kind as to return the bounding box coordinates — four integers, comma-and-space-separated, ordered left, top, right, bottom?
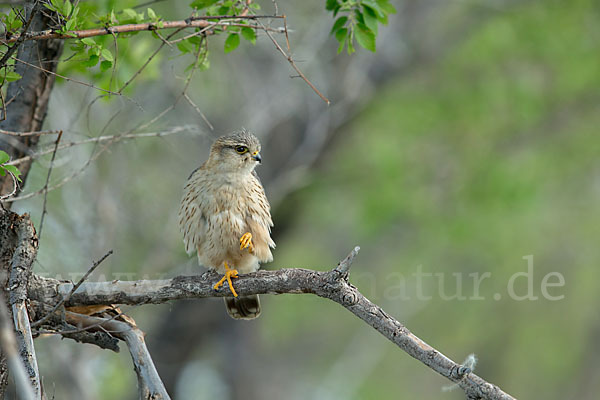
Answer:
9, 0, 600, 399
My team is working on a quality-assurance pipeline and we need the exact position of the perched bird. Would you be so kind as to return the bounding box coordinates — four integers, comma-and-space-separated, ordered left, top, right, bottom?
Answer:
179, 130, 275, 319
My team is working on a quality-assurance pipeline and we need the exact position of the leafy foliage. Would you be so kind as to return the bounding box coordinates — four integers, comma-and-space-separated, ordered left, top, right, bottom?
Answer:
0, 0, 391, 95
326, 0, 396, 53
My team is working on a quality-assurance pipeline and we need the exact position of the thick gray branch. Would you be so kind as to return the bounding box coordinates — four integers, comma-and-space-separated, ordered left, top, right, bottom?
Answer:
28, 251, 516, 400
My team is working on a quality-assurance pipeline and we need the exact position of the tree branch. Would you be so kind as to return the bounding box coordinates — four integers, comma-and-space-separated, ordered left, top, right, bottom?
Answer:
28, 249, 516, 400
0, 296, 35, 400
65, 312, 170, 400
0, 17, 283, 44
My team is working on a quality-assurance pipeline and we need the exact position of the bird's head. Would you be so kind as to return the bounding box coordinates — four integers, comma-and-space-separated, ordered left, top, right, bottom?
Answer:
208, 130, 262, 173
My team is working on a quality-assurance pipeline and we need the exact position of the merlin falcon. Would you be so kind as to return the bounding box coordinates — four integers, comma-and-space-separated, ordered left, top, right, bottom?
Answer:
179, 130, 275, 319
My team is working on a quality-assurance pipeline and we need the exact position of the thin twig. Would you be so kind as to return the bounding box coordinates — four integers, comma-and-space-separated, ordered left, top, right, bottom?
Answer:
5, 125, 194, 167
37, 130, 63, 239
31, 250, 113, 328
118, 26, 184, 94
256, 18, 330, 104
2, 51, 120, 95
4, 137, 113, 202
0, 129, 62, 137
183, 93, 213, 131
0, 168, 18, 200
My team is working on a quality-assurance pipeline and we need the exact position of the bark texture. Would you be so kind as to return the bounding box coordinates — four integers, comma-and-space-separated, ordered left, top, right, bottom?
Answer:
0, 2, 63, 201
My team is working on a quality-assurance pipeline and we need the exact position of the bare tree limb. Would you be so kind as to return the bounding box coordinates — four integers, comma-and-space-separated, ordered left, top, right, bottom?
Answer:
0, 295, 35, 400
28, 249, 516, 400
66, 312, 170, 400
5, 212, 41, 399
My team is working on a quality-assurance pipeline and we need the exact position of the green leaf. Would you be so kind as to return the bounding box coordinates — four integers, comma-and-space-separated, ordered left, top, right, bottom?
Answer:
361, 0, 385, 18
335, 27, 348, 44
362, 6, 378, 35
100, 60, 113, 72
177, 39, 195, 54
6, 9, 23, 30
101, 48, 114, 62
326, 0, 339, 11
2, 165, 21, 182
330, 16, 348, 35
355, 23, 376, 52
44, 3, 58, 13
337, 36, 346, 54
65, 18, 76, 31
376, 0, 397, 15
0, 168, 4, 177
224, 33, 240, 53
241, 27, 256, 44
81, 38, 95, 46
82, 54, 99, 67
3, 70, 21, 82
190, 0, 220, 9
147, 8, 156, 20
121, 8, 138, 23
0, 151, 9, 164
64, 1, 73, 17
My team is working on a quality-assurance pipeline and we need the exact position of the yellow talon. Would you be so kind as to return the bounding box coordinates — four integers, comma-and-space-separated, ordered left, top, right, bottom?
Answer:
240, 232, 254, 253
213, 262, 239, 297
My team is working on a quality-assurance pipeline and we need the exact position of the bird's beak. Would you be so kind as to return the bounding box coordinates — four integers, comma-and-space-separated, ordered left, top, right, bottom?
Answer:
252, 151, 262, 163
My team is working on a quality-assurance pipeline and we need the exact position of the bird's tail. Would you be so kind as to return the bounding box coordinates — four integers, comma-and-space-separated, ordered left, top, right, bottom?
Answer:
224, 295, 261, 320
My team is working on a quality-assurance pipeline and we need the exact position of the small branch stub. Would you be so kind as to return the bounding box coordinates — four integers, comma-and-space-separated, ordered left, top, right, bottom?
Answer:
334, 245, 360, 275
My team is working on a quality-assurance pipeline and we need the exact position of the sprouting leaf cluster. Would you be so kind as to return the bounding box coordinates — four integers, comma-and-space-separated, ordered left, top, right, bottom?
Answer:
0, 150, 21, 182
0, 9, 24, 86
326, 0, 396, 53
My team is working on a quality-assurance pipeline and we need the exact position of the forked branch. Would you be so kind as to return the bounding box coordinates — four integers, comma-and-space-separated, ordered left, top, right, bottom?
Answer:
28, 248, 516, 400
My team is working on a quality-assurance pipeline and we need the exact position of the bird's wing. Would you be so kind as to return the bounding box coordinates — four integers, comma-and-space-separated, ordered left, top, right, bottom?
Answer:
246, 171, 275, 262
179, 169, 208, 255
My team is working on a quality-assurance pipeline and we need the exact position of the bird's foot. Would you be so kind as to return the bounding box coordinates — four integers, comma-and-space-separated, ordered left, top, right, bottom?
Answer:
240, 232, 254, 253
213, 262, 239, 297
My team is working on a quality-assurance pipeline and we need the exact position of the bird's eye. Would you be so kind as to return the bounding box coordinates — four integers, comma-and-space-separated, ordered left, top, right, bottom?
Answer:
235, 146, 248, 154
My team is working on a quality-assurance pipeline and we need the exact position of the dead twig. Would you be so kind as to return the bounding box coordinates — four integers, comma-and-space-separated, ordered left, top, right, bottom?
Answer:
5, 125, 195, 167
256, 17, 330, 104
0, 129, 62, 137
31, 250, 113, 328
37, 130, 63, 239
